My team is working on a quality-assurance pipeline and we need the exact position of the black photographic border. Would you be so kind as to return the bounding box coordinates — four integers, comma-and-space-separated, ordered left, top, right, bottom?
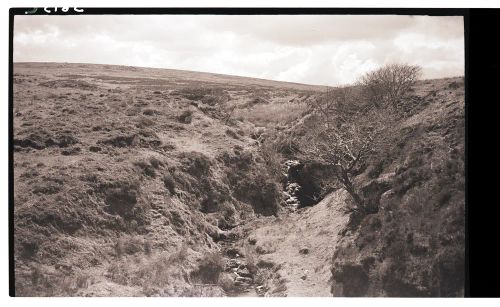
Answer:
8, 7, 475, 298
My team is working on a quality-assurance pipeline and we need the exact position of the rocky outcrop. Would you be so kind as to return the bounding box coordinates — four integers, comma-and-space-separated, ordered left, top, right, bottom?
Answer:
282, 160, 335, 210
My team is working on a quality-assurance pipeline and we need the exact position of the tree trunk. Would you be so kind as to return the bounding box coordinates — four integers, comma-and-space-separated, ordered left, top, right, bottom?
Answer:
338, 168, 366, 213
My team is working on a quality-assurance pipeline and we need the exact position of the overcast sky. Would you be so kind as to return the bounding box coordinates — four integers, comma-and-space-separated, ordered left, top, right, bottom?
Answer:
14, 15, 464, 86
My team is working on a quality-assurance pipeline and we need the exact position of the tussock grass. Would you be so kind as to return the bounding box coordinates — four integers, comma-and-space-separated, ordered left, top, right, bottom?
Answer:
108, 243, 189, 289
190, 252, 224, 284
18, 265, 94, 296
234, 102, 308, 127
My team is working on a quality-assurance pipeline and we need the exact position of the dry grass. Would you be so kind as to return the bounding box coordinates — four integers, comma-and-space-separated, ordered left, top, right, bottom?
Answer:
190, 252, 225, 284
234, 101, 308, 127
13, 62, 463, 297
19, 265, 94, 296
330, 77, 465, 297
107, 243, 190, 291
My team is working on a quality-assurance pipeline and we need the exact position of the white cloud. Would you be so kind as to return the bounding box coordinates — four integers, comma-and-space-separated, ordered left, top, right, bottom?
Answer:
13, 15, 464, 86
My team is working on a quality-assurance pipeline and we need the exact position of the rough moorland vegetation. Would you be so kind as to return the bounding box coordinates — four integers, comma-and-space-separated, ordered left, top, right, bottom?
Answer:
13, 63, 319, 296
13, 62, 464, 297
273, 64, 464, 297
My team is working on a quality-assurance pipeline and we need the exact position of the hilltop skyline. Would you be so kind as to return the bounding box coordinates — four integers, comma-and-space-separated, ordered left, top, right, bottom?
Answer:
14, 15, 464, 86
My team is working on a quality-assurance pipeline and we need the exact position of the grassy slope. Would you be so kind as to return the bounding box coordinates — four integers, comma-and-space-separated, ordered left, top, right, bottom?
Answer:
12, 62, 465, 297
13, 63, 322, 296
329, 77, 465, 297
14, 62, 325, 92
232, 77, 465, 297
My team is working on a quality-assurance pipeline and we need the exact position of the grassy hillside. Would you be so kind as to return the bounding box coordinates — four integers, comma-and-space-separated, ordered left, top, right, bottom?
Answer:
226, 76, 465, 297
13, 62, 322, 296
12, 62, 465, 297
328, 77, 465, 297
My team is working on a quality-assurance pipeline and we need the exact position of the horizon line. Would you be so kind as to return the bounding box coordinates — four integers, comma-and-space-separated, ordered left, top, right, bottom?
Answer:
13, 61, 464, 87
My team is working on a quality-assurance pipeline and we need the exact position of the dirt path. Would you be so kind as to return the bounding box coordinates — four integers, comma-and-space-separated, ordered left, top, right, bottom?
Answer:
242, 189, 350, 296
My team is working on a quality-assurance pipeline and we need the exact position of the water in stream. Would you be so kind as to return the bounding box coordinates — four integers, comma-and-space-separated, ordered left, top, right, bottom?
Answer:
219, 230, 265, 297
283, 160, 302, 211
219, 160, 304, 297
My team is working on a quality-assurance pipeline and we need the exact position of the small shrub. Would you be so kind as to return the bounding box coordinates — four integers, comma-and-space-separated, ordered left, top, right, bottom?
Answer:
225, 129, 240, 139
143, 108, 160, 116
89, 145, 102, 152
122, 237, 144, 255
260, 141, 283, 181
75, 272, 91, 289
447, 81, 462, 89
331, 262, 369, 296
192, 252, 224, 284
136, 116, 154, 128
256, 259, 276, 269
436, 190, 452, 207
168, 243, 188, 264
133, 160, 156, 177
163, 172, 176, 194
178, 110, 193, 124
149, 156, 163, 169
113, 236, 146, 257
359, 63, 422, 108
32, 179, 62, 195
218, 273, 235, 293
21, 241, 39, 259
104, 181, 140, 217
181, 151, 211, 177
100, 134, 139, 147
244, 245, 258, 275
107, 261, 130, 285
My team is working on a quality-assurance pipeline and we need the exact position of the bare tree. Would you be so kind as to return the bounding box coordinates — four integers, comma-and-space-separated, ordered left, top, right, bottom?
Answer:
308, 86, 363, 128
302, 86, 390, 214
359, 63, 422, 107
300, 64, 419, 213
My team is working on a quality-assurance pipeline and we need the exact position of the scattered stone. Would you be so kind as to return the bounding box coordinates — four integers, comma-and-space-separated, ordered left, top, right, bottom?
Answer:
284, 160, 300, 167
226, 247, 244, 258
286, 197, 298, 204
235, 276, 253, 283
299, 247, 310, 255
226, 259, 242, 269
237, 268, 252, 278
282, 161, 305, 211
